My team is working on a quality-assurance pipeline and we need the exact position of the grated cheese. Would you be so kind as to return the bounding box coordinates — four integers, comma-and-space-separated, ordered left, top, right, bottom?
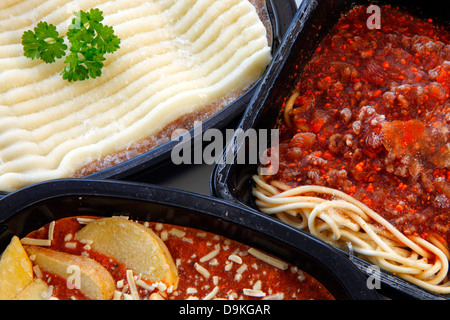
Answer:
253, 280, 262, 291
149, 293, 165, 300
169, 228, 186, 238
160, 230, 168, 241
18, 216, 327, 300
33, 265, 43, 278
228, 254, 243, 264
186, 288, 197, 294
64, 242, 77, 249
21, 238, 51, 246
200, 244, 220, 262
126, 270, 140, 300
156, 282, 167, 292
209, 258, 219, 266
123, 293, 133, 300
194, 262, 210, 279
76, 218, 96, 224
263, 293, 285, 300
112, 215, 129, 220
224, 261, 233, 271
248, 248, 289, 270
236, 264, 248, 274
43, 286, 54, 300
243, 289, 266, 297
136, 279, 155, 292
203, 286, 219, 300
48, 221, 55, 241
113, 290, 123, 300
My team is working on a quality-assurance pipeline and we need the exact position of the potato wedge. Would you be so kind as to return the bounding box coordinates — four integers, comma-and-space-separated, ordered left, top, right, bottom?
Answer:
14, 278, 50, 300
0, 236, 34, 299
76, 217, 179, 288
24, 245, 115, 300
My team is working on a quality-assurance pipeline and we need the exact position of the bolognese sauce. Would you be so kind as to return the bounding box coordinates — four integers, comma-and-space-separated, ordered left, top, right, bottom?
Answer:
25, 217, 334, 300
265, 6, 449, 246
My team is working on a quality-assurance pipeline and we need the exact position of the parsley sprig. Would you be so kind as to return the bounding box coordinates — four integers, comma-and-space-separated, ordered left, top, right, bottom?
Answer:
22, 9, 120, 82
22, 21, 67, 63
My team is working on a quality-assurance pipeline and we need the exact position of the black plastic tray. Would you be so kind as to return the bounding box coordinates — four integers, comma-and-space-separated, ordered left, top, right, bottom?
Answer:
211, 0, 449, 300
82, 0, 298, 182
0, 0, 297, 198
0, 179, 378, 300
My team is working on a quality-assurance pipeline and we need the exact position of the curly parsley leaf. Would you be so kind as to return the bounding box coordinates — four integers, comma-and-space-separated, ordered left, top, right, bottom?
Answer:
62, 45, 106, 82
92, 24, 121, 54
61, 9, 120, 82
22, 9, 120, 82
67, 8, 120, 54
22, 21, 67, 63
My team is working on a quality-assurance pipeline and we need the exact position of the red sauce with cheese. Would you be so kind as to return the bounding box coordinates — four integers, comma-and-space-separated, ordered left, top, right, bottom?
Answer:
26, 217, 334, 300
265, 6, 449, 245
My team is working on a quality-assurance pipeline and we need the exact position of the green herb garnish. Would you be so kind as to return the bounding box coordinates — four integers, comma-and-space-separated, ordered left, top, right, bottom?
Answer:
22, 21, 67, 63
21, 9, 120, 82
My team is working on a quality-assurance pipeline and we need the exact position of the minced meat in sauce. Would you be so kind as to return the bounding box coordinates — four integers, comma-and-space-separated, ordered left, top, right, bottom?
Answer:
267, 6, 450, 245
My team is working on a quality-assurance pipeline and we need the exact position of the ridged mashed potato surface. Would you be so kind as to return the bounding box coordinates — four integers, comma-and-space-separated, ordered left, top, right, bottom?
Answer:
0, 0, 271, 191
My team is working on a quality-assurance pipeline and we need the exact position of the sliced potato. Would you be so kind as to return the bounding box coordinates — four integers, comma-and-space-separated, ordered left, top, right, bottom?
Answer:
0, 236, 34, 299
24, 245, 115, 300
76, 217, 179, 288
14, 278, 50, 300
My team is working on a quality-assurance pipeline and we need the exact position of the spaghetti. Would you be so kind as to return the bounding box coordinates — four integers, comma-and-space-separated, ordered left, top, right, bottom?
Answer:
253, 174, 450, 294
253, 5, 450, 295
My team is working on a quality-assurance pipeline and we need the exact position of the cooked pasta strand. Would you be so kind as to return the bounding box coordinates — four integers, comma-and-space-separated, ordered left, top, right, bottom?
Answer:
252, 174, 450, 294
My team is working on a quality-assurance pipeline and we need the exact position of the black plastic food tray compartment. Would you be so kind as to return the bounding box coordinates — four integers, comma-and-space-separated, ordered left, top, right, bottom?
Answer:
0, 179, 378, 300
0, 0, 297, 198
81, 0, 298, 181
211, 0, 449, 300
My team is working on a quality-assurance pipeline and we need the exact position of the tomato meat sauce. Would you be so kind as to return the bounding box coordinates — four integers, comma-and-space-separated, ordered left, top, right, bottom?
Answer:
267, 6, 449, 246
26, 217, 334, 300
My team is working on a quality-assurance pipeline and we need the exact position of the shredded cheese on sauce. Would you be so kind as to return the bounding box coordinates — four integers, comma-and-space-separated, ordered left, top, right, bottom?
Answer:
21, 217, 335, 300
21, 238, 52, 246
243, 288, 266, 297
248, 248, 289, 270
48, 221, 55, 241
126, 270, 140, 300
194, 262, 210, 279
